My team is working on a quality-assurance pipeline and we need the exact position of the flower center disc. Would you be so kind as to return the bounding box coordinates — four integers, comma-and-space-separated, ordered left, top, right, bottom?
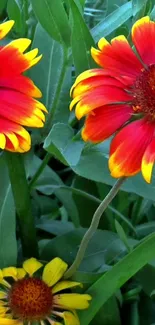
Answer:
9, 278, 53, 321
133, 64, 155, 119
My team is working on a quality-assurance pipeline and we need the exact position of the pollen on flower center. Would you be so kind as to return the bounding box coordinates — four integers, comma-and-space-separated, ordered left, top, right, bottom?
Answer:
8, 278, 53, 321
132, 64, 155, 119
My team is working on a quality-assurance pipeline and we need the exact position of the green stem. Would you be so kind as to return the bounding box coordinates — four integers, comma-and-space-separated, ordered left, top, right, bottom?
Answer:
29, 153, 51, 190
43, 45, 68, 135
129, 301, 139, 325
64, 177, 126, 279
5, 152, 38, 258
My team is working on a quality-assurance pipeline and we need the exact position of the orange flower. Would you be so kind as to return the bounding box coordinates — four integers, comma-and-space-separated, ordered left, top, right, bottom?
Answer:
0, 20, 47, 153
70, 16, 155, 183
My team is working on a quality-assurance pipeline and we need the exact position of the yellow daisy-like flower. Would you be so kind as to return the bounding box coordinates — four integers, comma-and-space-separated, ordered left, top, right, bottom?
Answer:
0, 257, 91, 325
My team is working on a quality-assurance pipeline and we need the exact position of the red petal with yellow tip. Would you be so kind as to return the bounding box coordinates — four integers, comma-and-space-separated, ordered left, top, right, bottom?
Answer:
82, 104, 132, 142
0, 41, 40, 76
0, 90, 46, 127
72, 75, 124, 98
0, 75, 42, 98
91, 35, 142, 78
141, 138, 155, 183
0, 20, 14, 40
109, 119, 155, 178
132, 16, 155, 65
0, 118, 31, 153
0, 20, 47, 153
71, 85, 132, 119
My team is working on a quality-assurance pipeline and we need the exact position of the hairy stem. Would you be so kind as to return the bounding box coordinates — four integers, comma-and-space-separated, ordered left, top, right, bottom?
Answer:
29, 153, 51, 190
64, 177, 126, 278
6, 152, 38, 258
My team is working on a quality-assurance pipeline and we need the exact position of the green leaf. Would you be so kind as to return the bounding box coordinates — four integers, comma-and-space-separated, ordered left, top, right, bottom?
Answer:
29, 155, 63, 195
29, 156, 80, 226
31, 0, 71, 46
29, 23, 70, 132
37, 219, 74, 236
106, 0, 126, 15
79, 233, 155, 325
44, 123, 84, 166
72, 141, 155, 201
91, 1, 132, 41
136, 222, 155, 239
72, 176, 99, 227
0, 0, 7, 14
139, 293, 155, 325
7, 0, 26, 36
0, 155, 17, 267
90, 296, 121, 325
115, 220, 132, 252
132, 0, 148, 16
52, 65, 71, 124
136, 262, 155, 296
29, 24, 64, 109
69, 0, 95, 73
150, 4, 155, 19
41, 229, 137, 272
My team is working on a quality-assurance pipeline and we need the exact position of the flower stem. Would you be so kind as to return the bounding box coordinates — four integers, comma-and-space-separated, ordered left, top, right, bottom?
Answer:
5, 152, 38, 258
29, 152, 51, 190
64, 177, 126, 279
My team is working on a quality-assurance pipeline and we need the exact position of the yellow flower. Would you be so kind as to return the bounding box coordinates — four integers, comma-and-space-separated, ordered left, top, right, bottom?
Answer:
0, 258, 91, 325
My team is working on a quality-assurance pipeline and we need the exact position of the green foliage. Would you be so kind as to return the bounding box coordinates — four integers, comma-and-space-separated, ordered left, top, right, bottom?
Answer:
0, 154, 17, 267
1, 0, 155, 324
31, 0, 71, 46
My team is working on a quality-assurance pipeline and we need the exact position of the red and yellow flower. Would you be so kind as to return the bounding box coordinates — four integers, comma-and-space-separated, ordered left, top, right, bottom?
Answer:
70, 16, 155, 183
0, 20, 47, 153
0, 257, 91, 325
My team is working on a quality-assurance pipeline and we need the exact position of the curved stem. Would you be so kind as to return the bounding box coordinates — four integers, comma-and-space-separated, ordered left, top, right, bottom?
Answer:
64, 177, 126, 279
5, 152, 38, 258
29, 153, 51, 190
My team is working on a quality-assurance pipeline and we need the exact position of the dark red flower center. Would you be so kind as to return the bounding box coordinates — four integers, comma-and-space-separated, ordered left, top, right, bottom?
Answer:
132, 64, 155, 120
8, 278, 53, 321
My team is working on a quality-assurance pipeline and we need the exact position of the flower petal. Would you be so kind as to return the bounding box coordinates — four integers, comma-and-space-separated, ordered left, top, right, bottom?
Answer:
70, 86, 132, 119
53, 293, 92, 309
23, 258, 43, 276
0, 319, 23, 325
0, 292, 7, 299
141, 138, 155, 183
0, 306, 9, 315
47, 319, 62, 325
0, 89, 46, 127
0, 118, 31, 153
62, 311, 80, 325
72, 76, 124, 98
82, 104, 132, 142
2, 267, 17, 280
0, 41, 41, 76
52, 281, 83, 294
70, 69, 110, 95
9, 38, 31, 53
0, 21, 14, 39
71, 69, 133, 96
0, 76, 42, 98
16, 268, 26, 280
109, 119, 155, 178
91, 35, 142, 77
42, 258, 68, 287
132, 16, 155, 65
